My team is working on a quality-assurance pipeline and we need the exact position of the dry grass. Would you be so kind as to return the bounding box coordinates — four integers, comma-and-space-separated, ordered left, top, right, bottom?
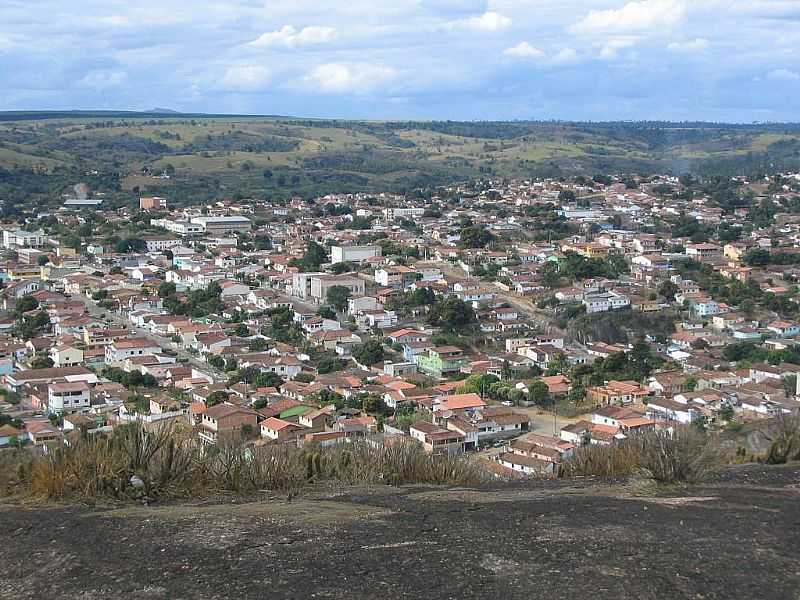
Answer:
16, 424, 487, 502
759, 413, 800, 465
560, 426, 729, 483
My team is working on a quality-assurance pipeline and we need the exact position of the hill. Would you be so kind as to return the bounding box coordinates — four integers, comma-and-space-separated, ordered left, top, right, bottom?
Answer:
2, 113, 800, 212
1, 463, 798, 599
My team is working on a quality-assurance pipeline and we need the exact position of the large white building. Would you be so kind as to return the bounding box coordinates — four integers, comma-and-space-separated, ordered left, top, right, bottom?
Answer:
3, 229, 47, 249
330, 245, 381, 265
582, 291, 631, 314
383, 207, 425, 222
47, 382, 91, 415
190, 215, 252, 234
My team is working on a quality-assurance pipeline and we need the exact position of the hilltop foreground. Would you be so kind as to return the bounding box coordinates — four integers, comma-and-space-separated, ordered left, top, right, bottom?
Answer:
2, 464, 798, 600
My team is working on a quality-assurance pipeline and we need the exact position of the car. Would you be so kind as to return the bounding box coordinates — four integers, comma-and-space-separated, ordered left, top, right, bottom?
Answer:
501, 401, 514, 407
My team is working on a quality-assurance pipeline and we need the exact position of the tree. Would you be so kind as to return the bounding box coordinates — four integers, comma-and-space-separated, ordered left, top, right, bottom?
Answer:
14, 296, 39, 316
459, 225, 494, 249
30, 355, 54, 369
207, 391, 229, 407
317, 356, 347, 374
115, 238, 147, 253
233, 323, 250, 337
529, 381, 551, 406
158, 282, 176, 298
353, 339, 385, 366
36, 254, 49, 266
658, 280, 678, 302
326, 285, 352, 313
427, 296, 477, 331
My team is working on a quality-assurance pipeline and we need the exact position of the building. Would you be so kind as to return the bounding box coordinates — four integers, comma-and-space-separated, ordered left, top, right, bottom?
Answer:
47, 382, 91, 414
309, 275, 365, 303
583, 291, 631, 314
105, 338, 162, 365
383, 207, 425, 221
199, 404, 257, 445
140, 196, 167, 211
190, 215, 252, 234
142, 236, 181, 253
3, 229, 47, 249
375, 265, 417, 289
49, 344, 84, 368
150, 219, 204, 236
586, 380, 649, 406
330, 245, 381, 264
417, 346, 466, 378
409, 421, 465, 454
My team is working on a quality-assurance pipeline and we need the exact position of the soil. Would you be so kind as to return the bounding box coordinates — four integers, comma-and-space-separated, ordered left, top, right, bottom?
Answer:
2, 464, 799, 599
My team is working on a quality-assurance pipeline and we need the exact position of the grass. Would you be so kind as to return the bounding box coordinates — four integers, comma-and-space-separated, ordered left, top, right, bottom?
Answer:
6, 423, 488, 502
560, 426, 729, 483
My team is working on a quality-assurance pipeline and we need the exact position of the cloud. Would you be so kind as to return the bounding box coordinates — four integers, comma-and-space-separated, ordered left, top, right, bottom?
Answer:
551, 48, 579, 65
451, 11, 512, 32
301, 62, 397, 94
766, 68, 800, 81
570, 0, 685, 35
248, 25, 336, 48
218, 64, 271, 91
78, 70, 128, 90
667, 38, 710, 52
503, 42, 545, 59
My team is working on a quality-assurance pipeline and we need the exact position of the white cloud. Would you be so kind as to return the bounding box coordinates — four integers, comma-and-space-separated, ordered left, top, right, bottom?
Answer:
78, 70, 128, 90
766, 68, 800, 81
219, 64, 271, 91
452, 11, 512, 32
598, 38, 638, 60
550, 48, 579, 64
667, 38, 710, 52
570, 0, 685, 35
301, 62, 397, 94
503, 42, 545, 59
248, 25, 336, 48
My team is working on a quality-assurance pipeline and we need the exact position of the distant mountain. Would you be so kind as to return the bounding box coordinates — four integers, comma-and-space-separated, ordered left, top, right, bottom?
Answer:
146, 108, 180, 114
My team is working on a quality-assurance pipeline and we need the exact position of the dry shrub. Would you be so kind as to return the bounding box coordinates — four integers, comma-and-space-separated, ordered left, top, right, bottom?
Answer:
25, 425, 487, 502
319, 439, 488, 486
561, 426, 728, 483
760, 413, 800, 465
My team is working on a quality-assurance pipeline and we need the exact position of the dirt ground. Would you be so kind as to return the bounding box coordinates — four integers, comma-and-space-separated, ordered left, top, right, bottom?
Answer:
2, 464, 799, 600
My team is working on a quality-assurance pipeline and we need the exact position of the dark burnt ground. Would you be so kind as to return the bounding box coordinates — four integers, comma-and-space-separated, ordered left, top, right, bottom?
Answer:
2, 464, 799, 600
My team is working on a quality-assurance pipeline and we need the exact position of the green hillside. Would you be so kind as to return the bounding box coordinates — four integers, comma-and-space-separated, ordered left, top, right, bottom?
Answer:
1, 112, 800, 213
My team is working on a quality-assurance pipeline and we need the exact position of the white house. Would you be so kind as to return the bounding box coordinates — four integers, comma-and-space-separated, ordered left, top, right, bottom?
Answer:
47, 381, 91, 414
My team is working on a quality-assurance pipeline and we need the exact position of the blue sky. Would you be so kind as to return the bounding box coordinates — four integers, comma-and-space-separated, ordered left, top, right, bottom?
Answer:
2, 0, 799, 121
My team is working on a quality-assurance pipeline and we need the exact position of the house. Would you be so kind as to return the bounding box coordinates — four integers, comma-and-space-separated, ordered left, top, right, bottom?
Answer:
49, 344, 84, 368
586, 380, 649, 406
409, 421, 465, 455
47, 382, 91, 414
433, 392, 486, 412
416, 346, 466, 378
495, 452, 557, 477
105, 338, 162, 365
199, 404, 258, 445
767, 321, 800, 338
5, 366, 96, 392
375, 265, 417, 289
260, 417, 306, 442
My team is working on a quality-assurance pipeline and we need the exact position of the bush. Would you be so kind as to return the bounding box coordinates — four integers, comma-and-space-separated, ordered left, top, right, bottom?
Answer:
19, 425, 488, 501
760, 414, 800, 465
560, 427, 727, 483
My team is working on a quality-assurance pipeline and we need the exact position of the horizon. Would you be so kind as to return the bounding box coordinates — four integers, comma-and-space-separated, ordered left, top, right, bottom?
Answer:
2, 1, 799, 122
2, 109, 800, 127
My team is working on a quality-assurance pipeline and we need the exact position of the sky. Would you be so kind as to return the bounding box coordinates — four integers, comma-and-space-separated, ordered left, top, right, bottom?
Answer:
1, 0, 799, 121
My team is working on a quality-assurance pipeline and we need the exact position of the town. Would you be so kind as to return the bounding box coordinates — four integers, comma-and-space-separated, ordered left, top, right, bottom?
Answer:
1, 169, 799, 480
